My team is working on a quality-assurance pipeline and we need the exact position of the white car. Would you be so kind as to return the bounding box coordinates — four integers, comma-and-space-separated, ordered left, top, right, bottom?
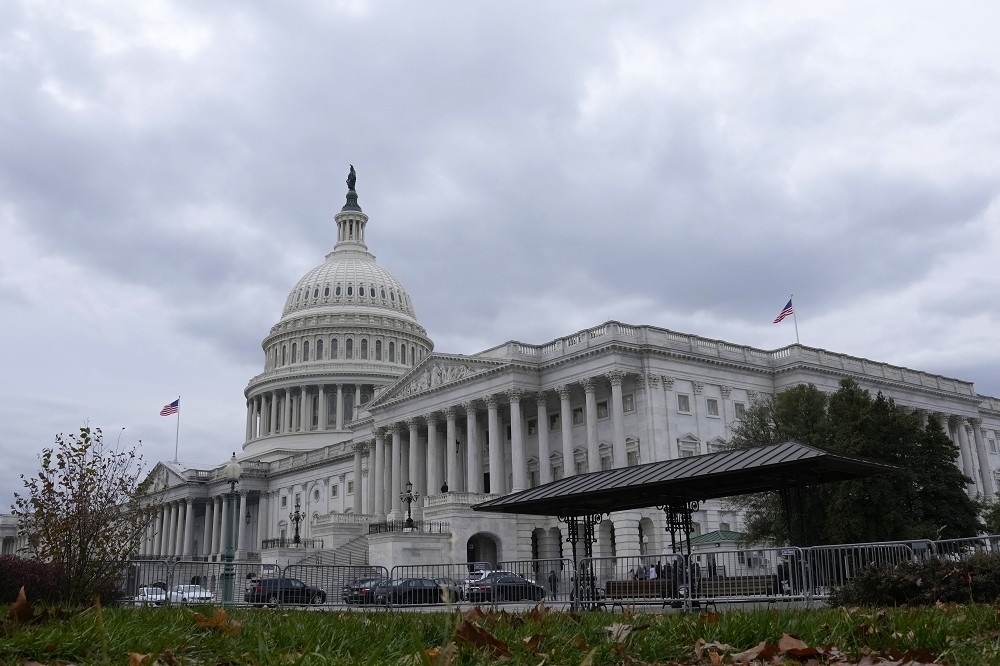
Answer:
168, 584, 215, 604
135, 586, 167, 606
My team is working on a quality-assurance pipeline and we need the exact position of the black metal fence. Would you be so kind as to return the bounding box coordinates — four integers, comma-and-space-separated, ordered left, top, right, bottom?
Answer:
367, 520, 451, 534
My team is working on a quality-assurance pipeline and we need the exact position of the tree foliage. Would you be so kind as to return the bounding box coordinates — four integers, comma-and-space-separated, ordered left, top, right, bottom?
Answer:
11, 426, 159, 605
726, 379, 982, 546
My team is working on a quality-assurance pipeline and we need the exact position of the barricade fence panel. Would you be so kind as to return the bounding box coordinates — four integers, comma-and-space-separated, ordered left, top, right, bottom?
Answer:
805, 542, 917, 598
384, 562, 492, 607
932, 536, 1000, 560
495, 559, 573, 606
283, 564, 388, 608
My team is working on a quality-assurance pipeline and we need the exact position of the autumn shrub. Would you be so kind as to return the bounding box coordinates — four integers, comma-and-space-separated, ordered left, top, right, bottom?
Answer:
0, 555, 67, 604
829, 553, 1000, 606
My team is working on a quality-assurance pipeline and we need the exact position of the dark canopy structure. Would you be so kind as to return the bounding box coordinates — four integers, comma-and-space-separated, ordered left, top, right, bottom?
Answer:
473, 440, 899, 518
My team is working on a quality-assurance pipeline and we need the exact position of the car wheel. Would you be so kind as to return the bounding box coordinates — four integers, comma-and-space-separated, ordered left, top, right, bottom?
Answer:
311, 593, 325, 605
534, 588, 544, 602
267, 594, 280, 606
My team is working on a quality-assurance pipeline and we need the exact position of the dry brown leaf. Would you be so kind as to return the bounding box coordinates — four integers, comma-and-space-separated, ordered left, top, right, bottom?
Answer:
128, 654, 151, 666
708, 650, 724, 665
731, 641, 779, 664
526, 604, 551, 622
699, 612, 722, 624
8, 587, 33, 626
193, 608, 241, 636
422, 642, 458, 666
572, 635, 590, 651
694, 638, 731, 660
454, 621, 510, 658
523, 633, 544, 654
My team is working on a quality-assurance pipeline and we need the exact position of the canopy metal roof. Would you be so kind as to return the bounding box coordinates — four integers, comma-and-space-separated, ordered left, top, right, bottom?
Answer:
473, 441, 899, 517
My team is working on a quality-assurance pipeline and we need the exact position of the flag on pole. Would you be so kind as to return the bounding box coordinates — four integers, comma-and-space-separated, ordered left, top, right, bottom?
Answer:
773, 299, 794, 324
159, 399, 180, 416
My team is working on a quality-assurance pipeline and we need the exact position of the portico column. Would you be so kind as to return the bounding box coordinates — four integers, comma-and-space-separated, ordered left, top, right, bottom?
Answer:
170, 502, 182, 556
508, 389, 527, 492
608, 370, 627, 468
213, 495, 224, 556
153, 507, 164, 556
390, 425, 403, 516
219, 496, 230, 557
236, 491, 248, 558
336, 384, 345, 430
283, 388, 293, 433
465, 402, 483, 493
582, 378, 600, 472
558, 386, 574, 478
259, 492, 270, 542
300, 387, 309, 432
202, 500, 213, 558
445, 407, 460, 492
646, 375, 665, 463
318, 384, 328, 431
268, 391, 279, 435
972, 418, 995, 500
408, 419, 423, 518
536, 394, 552, 484
353, 443, 365, 514
952, 415, 978, 495
426, 415, 441, 494
487, 396, 504, 494
373, 430, 386, 514
182, 499, 195, 558
245, 400, 254, 441
355, 385, 362, 411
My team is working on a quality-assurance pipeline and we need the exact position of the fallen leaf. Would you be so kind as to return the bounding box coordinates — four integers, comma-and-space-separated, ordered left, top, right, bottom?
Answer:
8, 587, 33, 625
732, 641, 779, 664
526, 604, 551, 622
454, 621, 510, 658
606, 623, 632, 642
128, 654, 151, 666
708, 650, 724, 665
193, 608, 241, 636
523, 634, 544, 654
572, 636, 590, 651
578, 647, 598, 666
699, 612, 722, 624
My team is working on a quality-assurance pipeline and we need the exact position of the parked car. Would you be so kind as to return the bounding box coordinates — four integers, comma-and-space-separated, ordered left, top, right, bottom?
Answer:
374, 578, 443, 605
341, 577, 383, 605
462, 569, 521, 597
168, 584, 214, 604
435, 577, 464, 603
135, 586, 167, 606
244, 577, 327, 606
467, 572, 545, 603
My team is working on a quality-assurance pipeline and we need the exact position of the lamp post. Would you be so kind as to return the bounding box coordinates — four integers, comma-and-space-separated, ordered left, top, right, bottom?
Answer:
222, 453, 242, 608
289, 500, 304, 545
399, 481, 419, 530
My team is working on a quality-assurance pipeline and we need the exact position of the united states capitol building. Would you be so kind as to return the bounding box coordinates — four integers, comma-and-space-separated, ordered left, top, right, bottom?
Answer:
4, 177, 1000, 567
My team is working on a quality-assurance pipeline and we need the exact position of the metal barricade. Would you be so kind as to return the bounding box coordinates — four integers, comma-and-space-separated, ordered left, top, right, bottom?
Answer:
495, 558, 573, 607
805, 541, 920, 599
684, 546, 801, 606
170, 560, 263, 607
932, 535, 1000, 561
382, 562, 491, 608
121, 559, 171, 606
582, 554, 686, 611
284, 564, 388, 609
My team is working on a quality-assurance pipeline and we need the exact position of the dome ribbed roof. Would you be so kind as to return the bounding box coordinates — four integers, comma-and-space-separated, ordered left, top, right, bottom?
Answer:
281, 250, 417, 320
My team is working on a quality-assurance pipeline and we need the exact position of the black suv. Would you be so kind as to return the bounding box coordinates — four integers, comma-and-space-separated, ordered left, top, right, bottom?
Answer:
244, 577, 327, 605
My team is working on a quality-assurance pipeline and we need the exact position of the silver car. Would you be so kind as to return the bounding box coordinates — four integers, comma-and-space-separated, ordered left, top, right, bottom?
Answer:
168, 584, 214, 604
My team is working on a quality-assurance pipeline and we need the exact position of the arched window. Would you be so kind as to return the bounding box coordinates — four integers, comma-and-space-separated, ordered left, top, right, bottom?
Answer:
375, 340, 382, 361
370, 287, 376, 298
313, 288, 319, 298
335, 284, 342, 296
302, 340, 310, 361
360, 339, 368, 360
291, 342, 297, 363
331, 338, 338, 359
358, 285, 365, 299
346, 338, 353, 359
380, 288, 386, 300
388, 341, 395, 363
324, 286, 330, 297
316, 339, 324, 360
281, 345, 287, 365
347, 285, 353, 297
401, 344, 406, 365
390, 290, 396, 302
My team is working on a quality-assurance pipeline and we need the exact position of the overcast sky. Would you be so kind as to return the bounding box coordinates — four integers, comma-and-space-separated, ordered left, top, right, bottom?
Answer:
3, 1, 1000, 506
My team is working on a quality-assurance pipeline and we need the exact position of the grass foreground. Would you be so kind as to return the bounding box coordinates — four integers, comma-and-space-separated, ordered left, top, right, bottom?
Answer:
4, 600, 1000, 665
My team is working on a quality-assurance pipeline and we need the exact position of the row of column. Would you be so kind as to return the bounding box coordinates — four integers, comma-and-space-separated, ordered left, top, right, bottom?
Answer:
246, 383, 374, 440
360, 371, 632, 519
938, 414, 997, 501
140, 494, 251, 559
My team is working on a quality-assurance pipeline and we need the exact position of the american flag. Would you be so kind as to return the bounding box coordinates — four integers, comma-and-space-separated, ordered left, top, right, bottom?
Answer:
773, 299, 794, 323
159, 399, 179, 416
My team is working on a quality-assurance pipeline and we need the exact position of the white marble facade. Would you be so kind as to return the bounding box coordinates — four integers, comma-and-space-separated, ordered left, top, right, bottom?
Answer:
5, 185, 1000, 567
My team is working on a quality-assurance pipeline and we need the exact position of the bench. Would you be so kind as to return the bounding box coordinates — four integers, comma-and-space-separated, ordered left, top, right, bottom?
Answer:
605, 579, 679, 610
696, 575, 779, 599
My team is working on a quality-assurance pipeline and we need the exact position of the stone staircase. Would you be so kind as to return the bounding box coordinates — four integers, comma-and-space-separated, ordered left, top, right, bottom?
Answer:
294, 534, 369, 566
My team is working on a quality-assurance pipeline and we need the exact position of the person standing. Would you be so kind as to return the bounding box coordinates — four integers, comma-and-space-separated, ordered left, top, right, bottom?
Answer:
547, 570, 559, 599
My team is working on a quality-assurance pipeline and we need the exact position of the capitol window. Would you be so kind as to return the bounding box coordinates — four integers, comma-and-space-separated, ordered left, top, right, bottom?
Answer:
381, 288, 386, 299
313, 489, 320, 501
677, 394, 691, 413
370, 287, 375, 298
335, 284, 342, 296
313, 288, 319, 298
316, 339, 324, 360
360, 339, 368, 359
331, 338, 338, 359
596, 400, 609, 419
375, 340, 382, 360
623, 394, 635, 413
346, 339, 353, 359
549, 414, 560, 431
331, 485, 338, 498
390, 290, 396, 302
572, 407, 584, 425
706, 398, 720, 417
348, 480, 354, 494
734, 402, 746, 419
324, 286, 330, 297
303, 341, 310, 361
281, 496, 287, 508
347, 285, 353, 297
527, 418, 537, 435
291, 343, 297, 363
388, 342, 395, 362
401, 344, 407, 364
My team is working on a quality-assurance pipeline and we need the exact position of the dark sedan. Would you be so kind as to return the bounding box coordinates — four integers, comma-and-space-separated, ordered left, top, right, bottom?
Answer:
244, 577, 327, 606
467, 573, 545, 603
341, 577, 383, 605
374, 578, 443, 605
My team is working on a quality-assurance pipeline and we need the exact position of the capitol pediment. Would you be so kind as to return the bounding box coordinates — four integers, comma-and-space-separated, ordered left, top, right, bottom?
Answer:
371, 356, 504, 405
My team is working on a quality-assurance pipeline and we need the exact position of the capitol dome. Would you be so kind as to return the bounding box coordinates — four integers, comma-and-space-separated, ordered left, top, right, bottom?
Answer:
242, 172, 433, 458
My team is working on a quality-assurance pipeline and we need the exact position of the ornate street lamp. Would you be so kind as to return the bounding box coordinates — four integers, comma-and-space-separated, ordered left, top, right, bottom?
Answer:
221, 453, 242, 607
289, 500, 304, 545
399, 481, 419, 530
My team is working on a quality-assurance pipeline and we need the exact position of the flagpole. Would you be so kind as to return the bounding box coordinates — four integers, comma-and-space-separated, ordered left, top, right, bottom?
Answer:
790, 293, 800, 345
173, 395, 181, 463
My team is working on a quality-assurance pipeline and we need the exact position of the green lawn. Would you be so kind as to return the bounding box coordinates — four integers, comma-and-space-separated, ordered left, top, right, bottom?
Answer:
3, 603, 999, 665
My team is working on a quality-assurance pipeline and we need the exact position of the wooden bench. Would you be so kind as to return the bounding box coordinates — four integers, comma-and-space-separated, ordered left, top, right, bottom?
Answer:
696, 575, 779, 599
605, 579, 679, 609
